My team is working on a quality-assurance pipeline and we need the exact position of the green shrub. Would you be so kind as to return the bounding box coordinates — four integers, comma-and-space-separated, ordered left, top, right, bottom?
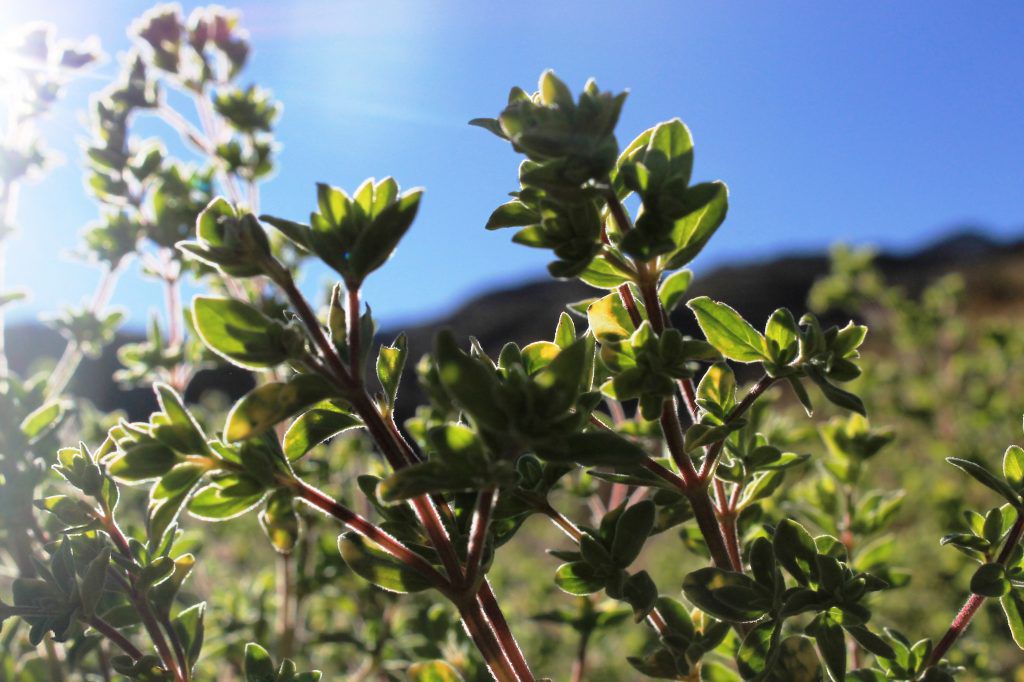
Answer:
1, 6, 1022, 681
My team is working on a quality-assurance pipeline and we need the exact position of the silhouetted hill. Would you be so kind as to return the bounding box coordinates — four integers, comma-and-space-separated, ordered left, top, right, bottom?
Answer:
8, 228, 1024, 419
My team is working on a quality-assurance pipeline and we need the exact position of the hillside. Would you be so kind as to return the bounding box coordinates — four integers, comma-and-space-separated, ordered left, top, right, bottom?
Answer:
7, 229, 1023, 419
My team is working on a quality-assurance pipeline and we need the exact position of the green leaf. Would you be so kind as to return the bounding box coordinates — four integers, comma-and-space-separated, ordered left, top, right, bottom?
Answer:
1005, 445, 1024, 491
407, 660, 465, 682
554, 312, 577, 348
697, 362, 737, 418
20, 401, 67, 441
844, 625, 896, 660
587, 292, 637, 343
192, 296, 295, 369
623, 570, 659, 621
765, 308, 799, 365
0, 289, 27, 309
808, 616, 846, 681
34, 495, 97, 527
349, 186, 422, 284
535, 431, 648, 467
664, 181, 729, 269
259, 215, 313, 252
172, 602, 205, 669
807, 372, 867, 416
554, 562, 605, 596
947, 457, 1022, 507
337, 533, 432, 593
485, 200, 537, 230
737, 621, 778, 679
226, 375, 335, 442
774, 635, 823, 682
188, 483, 266, 522
657, 269, 693, 313
79, 547, 110, 618
376, 333, 408, 408
260, 491, 301, 554
688, 296, 766, 363
682, 567, 771, 622
611, 501, 655, 567
1001, 590, 1024, 649
434, 330, 507, 430
970, 562, 1010, 597
773, 518, 818, 585
282, 403, 361, 461
244, 643, 276, 681
110, 439, 179, 482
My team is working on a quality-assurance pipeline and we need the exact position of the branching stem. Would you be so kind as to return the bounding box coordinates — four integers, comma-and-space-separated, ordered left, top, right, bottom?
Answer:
927, 509, 1024, 669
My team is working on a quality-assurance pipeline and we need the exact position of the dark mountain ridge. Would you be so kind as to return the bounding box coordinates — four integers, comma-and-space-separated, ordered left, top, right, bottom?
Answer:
8, 229, 1023, 420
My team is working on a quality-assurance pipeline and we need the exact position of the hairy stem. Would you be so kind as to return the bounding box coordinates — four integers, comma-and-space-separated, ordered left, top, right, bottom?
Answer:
477, 582, 535, 681
347, 286, 362, 385
272, 267, 533, 679
100, 515, 185, 681
697, 376, 776, 481
46, 265, 123, 398
287, 478, 452, 594
465, 488, 497, 588
714, 479, 743, 572
457, 600, 519, 682
276, 553, 296, 660
0, 179, 20, 376
570, 630, 591, 682
89, 615, 144, 662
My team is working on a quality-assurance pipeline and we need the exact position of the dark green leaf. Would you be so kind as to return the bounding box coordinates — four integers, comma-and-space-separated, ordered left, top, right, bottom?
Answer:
773, 518, 818, 585
947, 457, 1022, 507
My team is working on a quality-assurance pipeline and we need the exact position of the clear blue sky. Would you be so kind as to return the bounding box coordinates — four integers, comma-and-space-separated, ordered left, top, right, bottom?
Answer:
4, 1, 1023, 329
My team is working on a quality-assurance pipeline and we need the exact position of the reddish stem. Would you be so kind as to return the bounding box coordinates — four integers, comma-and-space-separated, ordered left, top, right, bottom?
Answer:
697, 376, 776, 481
89, 615, 144, 662
347, 286, 362, 385
927, 510, 1024, 668
465, 488, 497, 587
289, 479, 451, 594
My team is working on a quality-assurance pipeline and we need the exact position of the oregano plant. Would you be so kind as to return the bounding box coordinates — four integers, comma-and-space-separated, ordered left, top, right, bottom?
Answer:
1, 5, 1023, 681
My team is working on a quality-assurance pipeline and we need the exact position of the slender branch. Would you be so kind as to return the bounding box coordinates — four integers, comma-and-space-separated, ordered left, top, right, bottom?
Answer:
678, 378, 700, 424
457, 601, 519, 682
927, 510, 1024, 669
271, 267, 354, 387
271, 264, 531, 678
477, 582, 535, 682
157, 608, 190, 682
88, 615, 144, 662
715, 479, 743, 572
46, 264, 123, 398
542, 504, 584, 542
465, 488, 497, 588
347, 286, 362, 385
99, 514, 184, 681
570, 630, 591, 682
0, 179, 21, 376
697, 376, 776, 481
660, 399, 701, 485
276, 553, 296, 660
287, 477, 452, 595
161, 252, 187, 391
154, 106, 216, 156
617, 283, 643, 328
192, 93, 245, 206
646, 607, 669, 637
